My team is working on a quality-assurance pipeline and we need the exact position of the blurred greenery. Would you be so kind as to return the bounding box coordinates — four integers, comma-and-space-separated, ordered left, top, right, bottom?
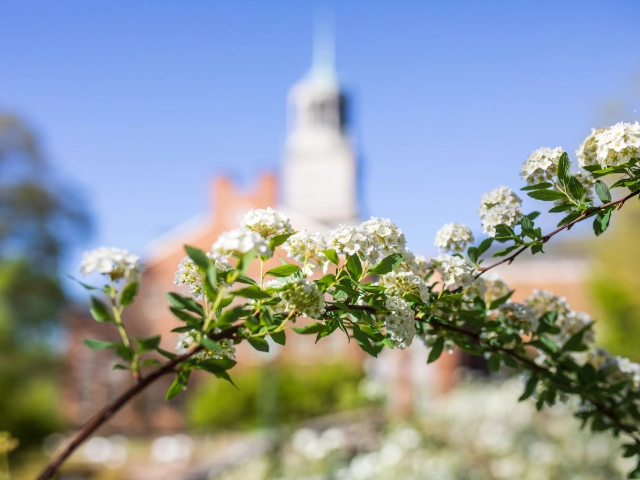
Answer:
588, 198, 640, 362
187, 362, 372, 431
0, 114, 90, 453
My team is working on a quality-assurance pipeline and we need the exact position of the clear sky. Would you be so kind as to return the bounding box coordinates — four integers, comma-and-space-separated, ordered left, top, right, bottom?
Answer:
1, 1, 639, 278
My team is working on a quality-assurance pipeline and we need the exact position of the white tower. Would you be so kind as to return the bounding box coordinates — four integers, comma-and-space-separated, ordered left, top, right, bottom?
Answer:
282, 19, 359, 225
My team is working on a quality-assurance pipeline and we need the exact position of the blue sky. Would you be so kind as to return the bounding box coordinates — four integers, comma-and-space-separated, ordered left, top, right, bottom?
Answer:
1, 1, 639, 277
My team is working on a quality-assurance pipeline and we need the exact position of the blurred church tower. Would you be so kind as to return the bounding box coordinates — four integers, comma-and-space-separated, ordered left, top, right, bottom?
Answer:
282, 17, 359, 226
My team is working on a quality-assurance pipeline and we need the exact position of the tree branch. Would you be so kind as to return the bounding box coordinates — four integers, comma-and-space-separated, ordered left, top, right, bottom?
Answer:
36, 324, 241, 480
429, 318, 640, 444
477, 188, 640, 274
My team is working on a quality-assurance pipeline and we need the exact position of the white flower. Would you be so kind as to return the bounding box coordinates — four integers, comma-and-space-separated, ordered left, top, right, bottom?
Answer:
242, 207, 293, 239
614, 357, 640, 389
498, 302, 537, 334
176, 329, 235, 361
326, 224, 369, 257
359, 217, 407, 263
577, 122, 640, 168
467, 273, 510, 305
174, 253, 232, 300
428, 254, 476, 289
280, 278, 325, 319
434, 223, 474, 253
80, 247, 144, 282
524, 290, 595, 347
212, 228, 270, 257
520, 147, 563, 185
478, 187, 523, 237
384, 295, 416, 349
380, 271, 429, 303
282, 230, 328, 276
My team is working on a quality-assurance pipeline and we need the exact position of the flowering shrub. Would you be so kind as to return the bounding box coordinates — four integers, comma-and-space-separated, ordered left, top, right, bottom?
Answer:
37, 122, 640, 479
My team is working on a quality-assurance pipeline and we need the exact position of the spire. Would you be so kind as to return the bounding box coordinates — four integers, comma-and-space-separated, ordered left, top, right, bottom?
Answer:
310, 9, 336, 82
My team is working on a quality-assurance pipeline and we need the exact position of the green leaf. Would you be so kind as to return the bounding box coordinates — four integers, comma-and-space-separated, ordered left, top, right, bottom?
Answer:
487, 355, 501, 372
477, 238, 493, 255
595, 180, 612, 203
185, 245, 211, 271
135, 335, 161, 353
568, 177, 584, 199
237, 249, 258, 275
549, 203, 573, 213
520, 182, 553, 191
166, 377, 187, 400
120, 281, 139, 307
493, 245, 521, 258
558, 151, 571, 185
113, 363, 129, 370
235, 274, 257, 286
156, 347, 177, 360
247, 336, 270, 352
593, 210, 612, 236
66, 275, 98, 290
83, 338, 117, 350
489, 291, 514, 310
427, 337, 445, 364
165, 292, 205, 316
232, 286, 272, 299
270, 330, 286, 345
90, 296, 113, 323
368, 253, 405, 275
519, 375, 538, 401
527, 189, 567, 201
269, 232, 295, 250
201, 336, 223, 353
170, 307, 201, 323
467, 247, 479, 264
265, 264, 301, 277
556, 211, 582, 228
351, 325, 379, 357
292, 323, 326, 334
346, 254, 363, 280
218, 306, 251, 325
520, 215, 534, 234
322, 249, 339, 265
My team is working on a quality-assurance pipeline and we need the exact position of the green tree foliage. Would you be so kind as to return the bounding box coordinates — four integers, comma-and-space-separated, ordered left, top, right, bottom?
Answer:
589, 199, 640, 362
0, 114, 90, 449
186, 363, 372, 431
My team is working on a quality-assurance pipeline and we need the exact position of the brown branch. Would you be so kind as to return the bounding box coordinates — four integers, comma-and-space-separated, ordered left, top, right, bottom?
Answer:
477, 188, 640, 274
429, 318, 640, 444
36, 325, 241, 480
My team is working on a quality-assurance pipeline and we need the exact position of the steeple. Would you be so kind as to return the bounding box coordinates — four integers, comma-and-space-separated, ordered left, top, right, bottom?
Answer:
309, 9, 336, 83
281, 16, 359, 226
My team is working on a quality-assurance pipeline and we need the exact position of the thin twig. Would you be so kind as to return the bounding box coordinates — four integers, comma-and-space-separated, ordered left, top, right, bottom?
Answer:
477, 189, 640, 274
36, 325, 241, 480
429, 319, 640, 444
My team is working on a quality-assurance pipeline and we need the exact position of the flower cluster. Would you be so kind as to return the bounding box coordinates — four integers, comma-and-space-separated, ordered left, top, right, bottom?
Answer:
396, 251, 429, 278
524, 289, 595, 347
498, 302, 538, 334
576, 121, 640, 168
282, 231, 328, 276
211, 228, 270, 257
174, 253, 232, 300
384, 296, 416, 349
80, 247, 145, 282
428, 254, 475, 289
466, 273, 511, 305
326, 217, 407, 264
478, 186, 523, 237
380, 271, 429, 303
242, 207, 294, 239
176, 329, 236, 360
520, 147, 563, 185
434, 223, 474, 253
279, 278, 325, 319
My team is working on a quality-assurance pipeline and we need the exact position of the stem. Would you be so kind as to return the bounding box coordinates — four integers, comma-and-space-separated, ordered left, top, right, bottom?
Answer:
204, 287, 228, 332
429, 318, 640, 445
260, 259, 264, 288
36, 324, 241, 480
477, 188, 640, 275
